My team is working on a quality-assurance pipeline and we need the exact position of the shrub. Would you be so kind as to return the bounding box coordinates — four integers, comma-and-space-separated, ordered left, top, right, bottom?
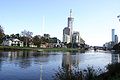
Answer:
53, 63, 120, 80
53, 65, 102, 80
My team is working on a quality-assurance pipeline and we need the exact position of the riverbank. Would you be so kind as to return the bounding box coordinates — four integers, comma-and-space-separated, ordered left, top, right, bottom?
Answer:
54, 63, 120, 80
0, 46, 83, 52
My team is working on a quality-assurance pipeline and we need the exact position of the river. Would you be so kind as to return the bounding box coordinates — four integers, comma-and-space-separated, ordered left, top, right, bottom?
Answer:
0, 50, 118, 80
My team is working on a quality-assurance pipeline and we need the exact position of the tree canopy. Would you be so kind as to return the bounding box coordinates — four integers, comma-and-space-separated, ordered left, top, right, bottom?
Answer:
0, 25, 4, 44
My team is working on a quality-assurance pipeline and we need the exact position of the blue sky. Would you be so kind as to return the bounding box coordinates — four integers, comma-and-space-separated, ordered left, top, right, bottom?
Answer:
0, 0, 120, 46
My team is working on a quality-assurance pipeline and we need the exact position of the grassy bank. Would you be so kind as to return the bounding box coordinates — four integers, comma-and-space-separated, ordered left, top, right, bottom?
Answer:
42, 48, 82, 52
0, 46, 35, 51
0, 46, 83, 52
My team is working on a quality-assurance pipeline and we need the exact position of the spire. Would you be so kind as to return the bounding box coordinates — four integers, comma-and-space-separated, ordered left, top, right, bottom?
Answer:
70, 9, 72, 17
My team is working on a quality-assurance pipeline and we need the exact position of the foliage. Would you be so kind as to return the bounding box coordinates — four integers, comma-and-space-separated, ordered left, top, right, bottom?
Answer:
2, 28, 60, 48
83, 67, 100, 80
0, 25, 4, 34
9, 33, 20, 39
103, 63, 120, 80
40, 36, 49, 44
53, 65, 83, 80
21, 30, 33, 38
53, 63, 120, 80
66, 43, 81, 48
32, 35, 41, 47
49, 37, 57, 43
0, 25, 5, 44
96, 63, 120, 80
32, 34, 59, 47
113, 43, 120, 50
44, 34, 50, 39
107, 63, 120, 75
53, 65, 102, 80
21, 30, 33, 47
66, 43, 72, 48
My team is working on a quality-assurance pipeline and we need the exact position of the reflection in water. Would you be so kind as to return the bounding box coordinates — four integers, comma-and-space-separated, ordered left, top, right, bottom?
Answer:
0, 51, 52, 80
40, 64, 43, 80
111, 54, 120, 63
0, 51, 50, 69
62, 52, 79, 69
0, 50, 118, 80
0, 59, 2, 71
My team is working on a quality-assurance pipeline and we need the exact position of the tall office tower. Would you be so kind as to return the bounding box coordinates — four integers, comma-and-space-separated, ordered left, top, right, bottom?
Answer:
63, 9, 74, 43
68, 9, 74, 42
72, 31, 80, 43
112, 29, 115, 42
63, 27, 70, 43
115, 35, 118, 44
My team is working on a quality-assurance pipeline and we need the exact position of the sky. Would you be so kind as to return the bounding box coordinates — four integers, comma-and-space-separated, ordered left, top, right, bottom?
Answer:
0, 0, 120, 46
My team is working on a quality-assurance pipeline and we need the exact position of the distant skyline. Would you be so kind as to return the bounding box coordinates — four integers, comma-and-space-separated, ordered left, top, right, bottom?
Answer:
0, 0, 120, 46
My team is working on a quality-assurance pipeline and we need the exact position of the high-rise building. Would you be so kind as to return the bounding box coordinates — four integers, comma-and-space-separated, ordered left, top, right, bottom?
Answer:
63, 27, 70, 43
68, 9, 74, 42
72, 31, 80, 43
115, 35, 118, 44
63, 9, 74, 43
112, 29, 115, 42
111, 29, 118, 44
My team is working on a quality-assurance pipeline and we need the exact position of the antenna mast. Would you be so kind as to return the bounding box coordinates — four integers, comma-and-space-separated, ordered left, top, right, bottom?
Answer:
70, 9, 72, 17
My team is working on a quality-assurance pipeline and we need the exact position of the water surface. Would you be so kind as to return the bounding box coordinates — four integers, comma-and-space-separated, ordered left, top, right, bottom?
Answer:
0, 50, 118, 80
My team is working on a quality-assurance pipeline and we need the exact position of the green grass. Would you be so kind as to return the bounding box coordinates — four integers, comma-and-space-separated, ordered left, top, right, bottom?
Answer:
0, 46, 36, 51
0, 46, 82, 52
42, 48, 81, 52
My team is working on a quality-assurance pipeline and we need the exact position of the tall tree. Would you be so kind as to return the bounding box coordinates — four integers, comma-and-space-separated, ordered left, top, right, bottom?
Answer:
33, 35, 41, 47
44, 34, 50, 39
0, 25, 4, 44
21, 30, 33, 47
15, 33, 21, 39
10, 34, 16, 38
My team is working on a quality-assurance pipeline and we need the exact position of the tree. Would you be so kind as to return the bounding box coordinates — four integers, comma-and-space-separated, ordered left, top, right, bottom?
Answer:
49, 37, 57, 43
33, 35, 41, 47
40, 36, 49, 44
44, 34, 50, 39
10, 34, 16, 38
0, 25, 5, 44
113, 43, 120, 50
21, 30, 33, 47
15, 33, 21, 39
0, 25, 4, 33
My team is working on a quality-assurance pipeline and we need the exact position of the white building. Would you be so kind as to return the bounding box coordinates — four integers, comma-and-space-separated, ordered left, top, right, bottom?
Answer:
63, 27, 71, 43
2, 38, 23, 47
63, 9, 74, 43
112, 29, 115, 42
68, 9, 74, 42
72, 31, 80, 43
63, 34, 70, 44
